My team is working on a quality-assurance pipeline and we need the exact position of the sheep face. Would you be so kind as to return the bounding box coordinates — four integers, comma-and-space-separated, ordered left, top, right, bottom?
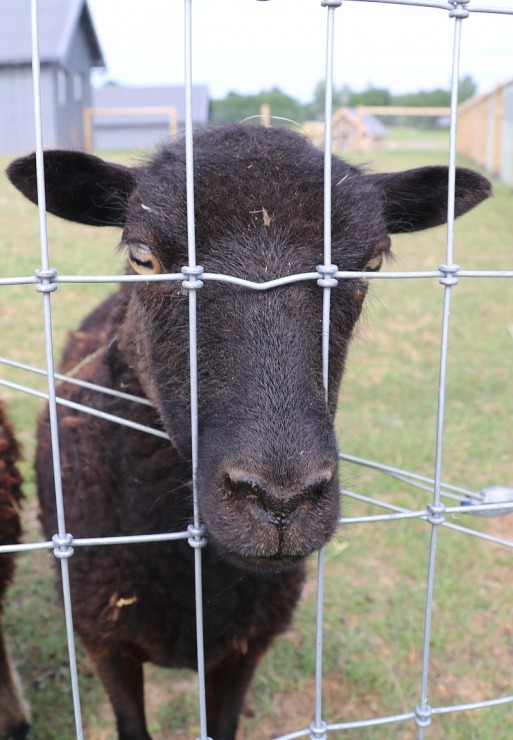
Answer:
7, 125, 491, 573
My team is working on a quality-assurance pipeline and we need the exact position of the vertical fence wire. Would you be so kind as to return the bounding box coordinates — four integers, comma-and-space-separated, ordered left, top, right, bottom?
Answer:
183, 2, 210, 738
416, 6, 466, 737
312, 4, 343, 737
30, 1, 84, 736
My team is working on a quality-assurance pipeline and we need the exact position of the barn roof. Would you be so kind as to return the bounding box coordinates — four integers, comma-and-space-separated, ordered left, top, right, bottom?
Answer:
0, 0, 104, 67
92, 85, 210, 127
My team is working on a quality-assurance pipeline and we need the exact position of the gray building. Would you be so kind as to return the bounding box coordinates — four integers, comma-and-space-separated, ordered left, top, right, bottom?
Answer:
0, 0, 104, 153
91, 85, 211, 151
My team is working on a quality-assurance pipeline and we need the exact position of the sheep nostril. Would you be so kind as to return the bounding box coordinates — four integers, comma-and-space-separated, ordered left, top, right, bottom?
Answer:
222, 470, 335, 525
300, 474, 333, 503
223, 474, 267, 503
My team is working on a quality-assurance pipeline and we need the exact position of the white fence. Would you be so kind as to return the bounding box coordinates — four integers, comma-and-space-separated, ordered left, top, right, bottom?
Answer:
0, 1, 512, 738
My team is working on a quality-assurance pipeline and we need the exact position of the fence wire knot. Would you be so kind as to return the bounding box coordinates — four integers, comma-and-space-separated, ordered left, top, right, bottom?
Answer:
52, 532, 74, 559
449, 0, 470, 18
316, 264, 339, 288
309, 720, 328, 739
181, 265, 204, 292
426, 502, 446, 526
415, 703, 433, 727
439, 263, 460, 286
35, 267, 58, 293
187, 523, 207, 549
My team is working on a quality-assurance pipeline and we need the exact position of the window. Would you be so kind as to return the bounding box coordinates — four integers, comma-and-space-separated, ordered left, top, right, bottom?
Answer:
73, 73, 83, 102
57, 69, 67, 106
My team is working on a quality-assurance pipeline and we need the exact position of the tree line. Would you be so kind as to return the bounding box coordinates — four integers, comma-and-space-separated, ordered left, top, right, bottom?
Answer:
211, 76, 477, 128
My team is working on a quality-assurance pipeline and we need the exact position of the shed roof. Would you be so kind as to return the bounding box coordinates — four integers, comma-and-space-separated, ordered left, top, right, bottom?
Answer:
0, 0, 104, 67
333, 107, 388, 138
358, 112, 388, 137
92, 85, 210, 126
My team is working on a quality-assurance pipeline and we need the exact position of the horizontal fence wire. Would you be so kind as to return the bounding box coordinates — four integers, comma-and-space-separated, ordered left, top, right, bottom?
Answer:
3, 267, 513, 289
0, 0, 511, 738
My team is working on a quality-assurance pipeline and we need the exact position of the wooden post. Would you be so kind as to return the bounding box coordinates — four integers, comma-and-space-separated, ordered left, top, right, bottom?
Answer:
169, 106, 178, 138
83, 107, 93, 151
480, 97, 488, 169
493, 86, 504, 176
260, 103, 271, 127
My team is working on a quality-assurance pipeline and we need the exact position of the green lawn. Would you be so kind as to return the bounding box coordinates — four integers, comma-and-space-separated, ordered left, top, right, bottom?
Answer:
0, 140, 512, 739
383, 126, 450, 150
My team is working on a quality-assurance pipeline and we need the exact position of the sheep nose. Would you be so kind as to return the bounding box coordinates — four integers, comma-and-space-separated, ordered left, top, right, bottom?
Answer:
222, 469, 335, 526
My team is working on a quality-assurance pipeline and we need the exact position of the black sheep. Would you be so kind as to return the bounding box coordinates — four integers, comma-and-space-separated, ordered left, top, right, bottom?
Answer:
0, 401, 30, 739
7, 124, 491, 739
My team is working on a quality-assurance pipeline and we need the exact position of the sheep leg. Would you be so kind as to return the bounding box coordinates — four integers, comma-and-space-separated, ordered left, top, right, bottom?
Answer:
93, 648, 150, 740
0, 622, 30, 740
205, 649, 262, 740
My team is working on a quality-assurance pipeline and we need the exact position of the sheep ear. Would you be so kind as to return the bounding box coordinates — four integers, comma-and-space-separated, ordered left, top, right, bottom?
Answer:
7, 151, 136, 227
369, 166, 492, 234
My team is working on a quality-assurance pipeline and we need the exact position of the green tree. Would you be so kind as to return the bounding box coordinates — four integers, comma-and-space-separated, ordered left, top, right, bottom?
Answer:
211, 88, 305, 126
458, 74, 477, 102
303, 80, 351, 121
348, 86, 392, 107
392, 89, 451, 108
209, 77, 478, 129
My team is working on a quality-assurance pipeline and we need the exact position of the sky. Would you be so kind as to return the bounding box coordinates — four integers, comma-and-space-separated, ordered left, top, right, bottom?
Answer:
87, 0, 513, 102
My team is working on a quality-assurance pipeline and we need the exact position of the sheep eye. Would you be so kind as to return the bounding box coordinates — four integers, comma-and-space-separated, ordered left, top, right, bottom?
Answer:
128, 244, 161, 275
363, 254, 383, 272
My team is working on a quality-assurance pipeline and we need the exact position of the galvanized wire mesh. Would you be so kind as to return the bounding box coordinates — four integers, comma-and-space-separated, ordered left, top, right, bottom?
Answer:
0, 1, 512, 738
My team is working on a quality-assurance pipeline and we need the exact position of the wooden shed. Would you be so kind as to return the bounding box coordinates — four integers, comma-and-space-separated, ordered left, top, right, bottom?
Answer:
304, 108, 388, 152
331, 107, 388, 151
0, 0, 104, 154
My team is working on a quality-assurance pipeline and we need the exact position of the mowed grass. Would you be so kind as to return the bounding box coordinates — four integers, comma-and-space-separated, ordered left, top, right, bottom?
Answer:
0, 140, 512, 739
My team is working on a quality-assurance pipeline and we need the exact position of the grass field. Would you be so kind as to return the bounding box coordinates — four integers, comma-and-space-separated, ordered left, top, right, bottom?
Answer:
0, 140, 512, 739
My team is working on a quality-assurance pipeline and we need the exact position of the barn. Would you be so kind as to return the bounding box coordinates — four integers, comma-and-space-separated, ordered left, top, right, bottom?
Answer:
0, 0, 104, 154
89, 84, 211, 151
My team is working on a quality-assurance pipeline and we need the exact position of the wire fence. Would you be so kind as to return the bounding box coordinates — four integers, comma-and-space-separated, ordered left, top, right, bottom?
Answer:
0, 0, 512, 738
